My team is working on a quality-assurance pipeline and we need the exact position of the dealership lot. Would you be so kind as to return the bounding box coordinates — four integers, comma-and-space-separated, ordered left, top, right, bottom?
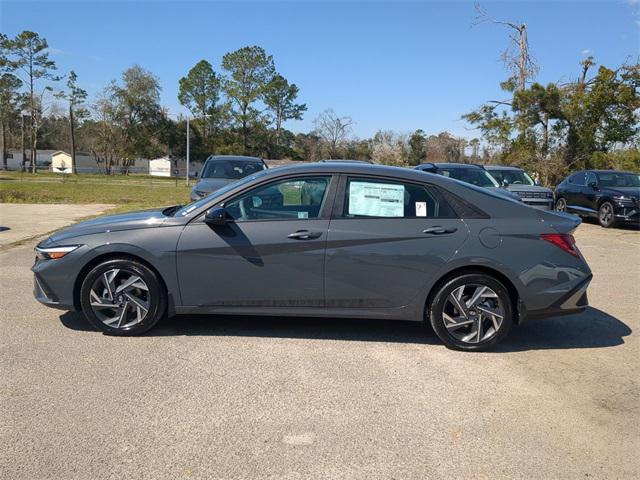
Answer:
0, 216, 638, 479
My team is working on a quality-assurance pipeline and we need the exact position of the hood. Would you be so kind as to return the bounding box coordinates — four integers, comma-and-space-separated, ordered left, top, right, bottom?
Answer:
193, 177, 235, 194
487, 187, 522, 201
47, 208, 167, 244
603, 186, 640, 198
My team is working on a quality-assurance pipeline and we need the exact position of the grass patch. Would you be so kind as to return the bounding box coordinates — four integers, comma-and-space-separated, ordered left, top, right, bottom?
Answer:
0, 178, 191, 214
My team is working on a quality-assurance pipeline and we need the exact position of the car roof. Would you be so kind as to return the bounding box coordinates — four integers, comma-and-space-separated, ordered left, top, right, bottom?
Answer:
589, 169, 636, 174
259, 161, 444, 183
205, 155, 263, 162
484, 165, 523, 171
433, 163, 484, 169
319, 159, 373, 164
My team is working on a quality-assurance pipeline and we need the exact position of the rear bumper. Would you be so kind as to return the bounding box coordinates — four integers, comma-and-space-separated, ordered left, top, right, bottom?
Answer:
520, 273, 592, 322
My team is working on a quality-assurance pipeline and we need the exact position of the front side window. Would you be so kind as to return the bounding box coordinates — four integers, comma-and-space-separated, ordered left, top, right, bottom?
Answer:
342, 178, 456, 218
225, 176, 331, 221
585, 172, 598, 186
201, 160, 265, 179
438, 168, 499, 188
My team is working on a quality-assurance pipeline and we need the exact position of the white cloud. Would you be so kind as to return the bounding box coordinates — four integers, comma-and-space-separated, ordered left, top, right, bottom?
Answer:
627, 0, 639, 6
581, 49, 592, 55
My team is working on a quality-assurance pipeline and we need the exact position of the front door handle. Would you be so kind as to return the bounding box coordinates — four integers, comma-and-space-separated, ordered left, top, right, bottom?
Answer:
288, 230, 323, 240
423, 226, 458, 235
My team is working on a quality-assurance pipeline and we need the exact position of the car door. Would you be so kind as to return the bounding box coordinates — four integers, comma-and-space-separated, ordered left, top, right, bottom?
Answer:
563, 172, 586, 211
581, 172, 599, 213
324, 175, 468, 309
177, 175, 335, 308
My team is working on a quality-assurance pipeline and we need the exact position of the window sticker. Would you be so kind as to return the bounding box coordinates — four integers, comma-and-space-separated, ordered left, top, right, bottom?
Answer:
348, 181, 405, 217
415, 202, 427, 217
297, 211, 309, 219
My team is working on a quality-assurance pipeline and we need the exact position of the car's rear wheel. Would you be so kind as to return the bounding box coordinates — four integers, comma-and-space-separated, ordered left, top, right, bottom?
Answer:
555, 197, 567, 212
598, 201, 615, 228
428, 273, 513, 351
80, 258, 166, 335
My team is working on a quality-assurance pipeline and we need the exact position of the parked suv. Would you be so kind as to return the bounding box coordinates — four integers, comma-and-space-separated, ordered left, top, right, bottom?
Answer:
485, 165, 554, 210
191, 155, 267, 201
555, 170, 640, 227
414, 163, 521, 201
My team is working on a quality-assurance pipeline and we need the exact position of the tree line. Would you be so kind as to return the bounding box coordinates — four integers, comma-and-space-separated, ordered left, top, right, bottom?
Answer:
1, 16, 638, 182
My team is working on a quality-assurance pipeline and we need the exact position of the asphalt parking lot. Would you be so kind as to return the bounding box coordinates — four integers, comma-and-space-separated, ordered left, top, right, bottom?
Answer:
0, 216, 638, 479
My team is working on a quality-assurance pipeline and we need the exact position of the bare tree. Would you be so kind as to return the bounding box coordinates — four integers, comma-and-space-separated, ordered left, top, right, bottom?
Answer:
313, 108, 353, 159
473, 2, 538, 91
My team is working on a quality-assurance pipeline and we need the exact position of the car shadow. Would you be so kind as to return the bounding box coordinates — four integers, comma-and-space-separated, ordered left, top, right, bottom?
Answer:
59, 306, 631, 352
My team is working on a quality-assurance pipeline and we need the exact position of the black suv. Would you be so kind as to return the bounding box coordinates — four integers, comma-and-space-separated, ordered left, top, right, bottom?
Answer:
555, 170, 640, 228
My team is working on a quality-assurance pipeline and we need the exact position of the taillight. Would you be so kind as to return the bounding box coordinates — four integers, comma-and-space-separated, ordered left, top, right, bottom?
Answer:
540, 233, 579, 257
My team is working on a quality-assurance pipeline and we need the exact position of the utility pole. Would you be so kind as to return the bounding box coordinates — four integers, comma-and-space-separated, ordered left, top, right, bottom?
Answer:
186, 116, 190, 186
20, 114, 26, 172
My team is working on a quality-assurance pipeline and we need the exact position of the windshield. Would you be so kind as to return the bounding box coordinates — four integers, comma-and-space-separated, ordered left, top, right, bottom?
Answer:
488, 169, 534, 186
597, 172, 640, 188
175, 169, 271, 217
201, 159, 265, 179
438, 168, 499, 187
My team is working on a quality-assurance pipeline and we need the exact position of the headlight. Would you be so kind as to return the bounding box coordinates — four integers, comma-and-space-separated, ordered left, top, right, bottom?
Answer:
35, 245, 80, 260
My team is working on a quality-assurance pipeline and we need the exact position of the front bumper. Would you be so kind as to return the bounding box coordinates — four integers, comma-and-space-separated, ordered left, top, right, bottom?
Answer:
524, 200, 554, 211
614, 205, 639, 223
33, 272, 73, 310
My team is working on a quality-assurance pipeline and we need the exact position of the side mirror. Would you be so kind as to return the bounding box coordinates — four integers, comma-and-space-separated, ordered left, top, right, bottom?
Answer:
534, 179, 540, 186
502, 178, 509, 187
589, 181, 598, 190
204, 207, 230, 227
194, 171, 198, 178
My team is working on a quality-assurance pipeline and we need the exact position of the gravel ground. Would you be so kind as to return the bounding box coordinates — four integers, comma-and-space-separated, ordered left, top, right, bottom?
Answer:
0, 219, 638, 480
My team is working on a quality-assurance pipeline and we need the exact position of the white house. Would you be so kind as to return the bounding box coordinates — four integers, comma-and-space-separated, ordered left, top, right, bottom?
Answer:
50, 151, 73, 173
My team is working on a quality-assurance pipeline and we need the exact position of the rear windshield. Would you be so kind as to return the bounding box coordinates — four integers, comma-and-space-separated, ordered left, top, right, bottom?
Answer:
437, 168, 499, 188
596, 172, 640, 188
202, 160, 265, 179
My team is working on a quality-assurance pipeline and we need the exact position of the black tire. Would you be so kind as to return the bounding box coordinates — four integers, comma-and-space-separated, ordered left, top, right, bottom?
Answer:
80, 258, 167, 336
428, 273, 513, 352
598, 201, 615, 228
555, 197, 567, 212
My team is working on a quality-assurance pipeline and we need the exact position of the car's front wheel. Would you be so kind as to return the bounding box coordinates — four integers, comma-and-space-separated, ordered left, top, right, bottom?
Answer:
598, 201, 615, 228
428, 273, 513, 351
80, 258, 167, 335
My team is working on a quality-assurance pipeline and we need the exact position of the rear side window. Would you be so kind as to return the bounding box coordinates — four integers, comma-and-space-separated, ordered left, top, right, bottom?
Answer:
569, 172, 586, 186
342, 178, 457, 218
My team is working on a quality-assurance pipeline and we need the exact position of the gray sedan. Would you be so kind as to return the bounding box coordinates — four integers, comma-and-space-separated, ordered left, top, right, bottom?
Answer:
33, 163, 592, 351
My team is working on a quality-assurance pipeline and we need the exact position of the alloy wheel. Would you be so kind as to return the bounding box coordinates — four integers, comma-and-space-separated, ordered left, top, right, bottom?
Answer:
599, 203, 613, 227
442, 284, 505, 344
556, 198, 567, 212
89, 268, 150, 329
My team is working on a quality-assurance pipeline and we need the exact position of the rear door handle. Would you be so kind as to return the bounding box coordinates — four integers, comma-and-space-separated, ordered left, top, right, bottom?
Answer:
288, 230, 323, 240
423, 226, 458, 235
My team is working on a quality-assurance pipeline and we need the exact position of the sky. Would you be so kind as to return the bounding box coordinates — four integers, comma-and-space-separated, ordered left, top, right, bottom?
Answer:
1, 0, 638, 138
